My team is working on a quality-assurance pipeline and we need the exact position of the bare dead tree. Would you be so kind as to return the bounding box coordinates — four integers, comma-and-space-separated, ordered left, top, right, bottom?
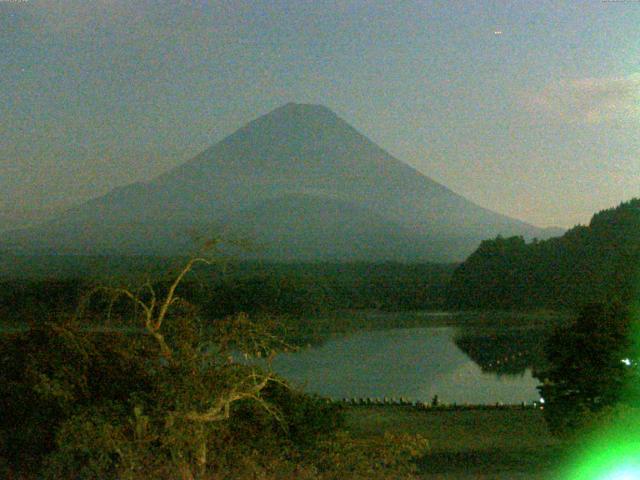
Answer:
74, 248, 293, 479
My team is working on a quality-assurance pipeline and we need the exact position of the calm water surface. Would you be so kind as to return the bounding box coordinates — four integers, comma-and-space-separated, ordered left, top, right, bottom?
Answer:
270, 326, 541, 404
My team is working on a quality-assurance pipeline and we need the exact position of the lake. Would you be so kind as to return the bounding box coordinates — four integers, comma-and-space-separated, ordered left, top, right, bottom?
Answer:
268, 326, 544, 405
1, 314, 548, 405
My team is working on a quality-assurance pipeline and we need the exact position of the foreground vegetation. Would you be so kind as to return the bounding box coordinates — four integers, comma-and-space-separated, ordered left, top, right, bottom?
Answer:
0, 256, 429, 479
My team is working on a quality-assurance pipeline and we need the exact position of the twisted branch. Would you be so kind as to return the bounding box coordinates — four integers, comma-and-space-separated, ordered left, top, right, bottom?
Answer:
182, 370, 283, 424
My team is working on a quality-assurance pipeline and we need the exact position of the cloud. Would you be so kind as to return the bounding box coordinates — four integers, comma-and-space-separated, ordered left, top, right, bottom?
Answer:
522, 73, 640, 124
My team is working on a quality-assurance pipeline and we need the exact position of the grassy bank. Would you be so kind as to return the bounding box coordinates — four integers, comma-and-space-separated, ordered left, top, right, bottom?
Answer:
344, 405, 565, 478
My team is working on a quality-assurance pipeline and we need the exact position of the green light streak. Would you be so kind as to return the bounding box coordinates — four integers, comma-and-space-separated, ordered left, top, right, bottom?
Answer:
559, 422, 640, 479
559, 269, 640, 480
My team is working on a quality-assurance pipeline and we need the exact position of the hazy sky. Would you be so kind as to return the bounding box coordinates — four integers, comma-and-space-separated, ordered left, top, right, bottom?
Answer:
1, 0, 639, 227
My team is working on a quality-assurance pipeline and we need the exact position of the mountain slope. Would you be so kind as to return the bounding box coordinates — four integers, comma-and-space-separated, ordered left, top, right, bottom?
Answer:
2, 103, 558, 261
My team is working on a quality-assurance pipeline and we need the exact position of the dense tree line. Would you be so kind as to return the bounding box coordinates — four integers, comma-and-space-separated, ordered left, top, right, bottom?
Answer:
0, 262, 454, 326
446, 198, 640, 310
203, 262, 453, 315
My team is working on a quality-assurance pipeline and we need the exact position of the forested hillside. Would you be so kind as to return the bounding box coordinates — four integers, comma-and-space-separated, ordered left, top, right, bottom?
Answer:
446, 199, 640, 310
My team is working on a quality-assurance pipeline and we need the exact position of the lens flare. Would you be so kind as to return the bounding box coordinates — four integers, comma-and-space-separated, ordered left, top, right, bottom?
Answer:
559, 419, 640, 479
558, 293, 640, 479
602, 465, 640, 480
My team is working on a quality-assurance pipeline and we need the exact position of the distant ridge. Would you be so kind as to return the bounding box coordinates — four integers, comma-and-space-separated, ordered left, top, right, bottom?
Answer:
2, 103, 561, 262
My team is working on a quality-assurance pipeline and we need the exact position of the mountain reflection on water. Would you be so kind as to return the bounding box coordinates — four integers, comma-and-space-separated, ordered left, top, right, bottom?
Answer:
268, 326, 549, 405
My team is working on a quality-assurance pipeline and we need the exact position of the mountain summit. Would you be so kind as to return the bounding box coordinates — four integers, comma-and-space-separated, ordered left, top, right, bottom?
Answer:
3, 104, 560, 261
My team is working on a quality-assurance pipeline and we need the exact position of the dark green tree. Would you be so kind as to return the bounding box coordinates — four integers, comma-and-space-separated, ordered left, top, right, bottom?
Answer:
537, 302, 639, 436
